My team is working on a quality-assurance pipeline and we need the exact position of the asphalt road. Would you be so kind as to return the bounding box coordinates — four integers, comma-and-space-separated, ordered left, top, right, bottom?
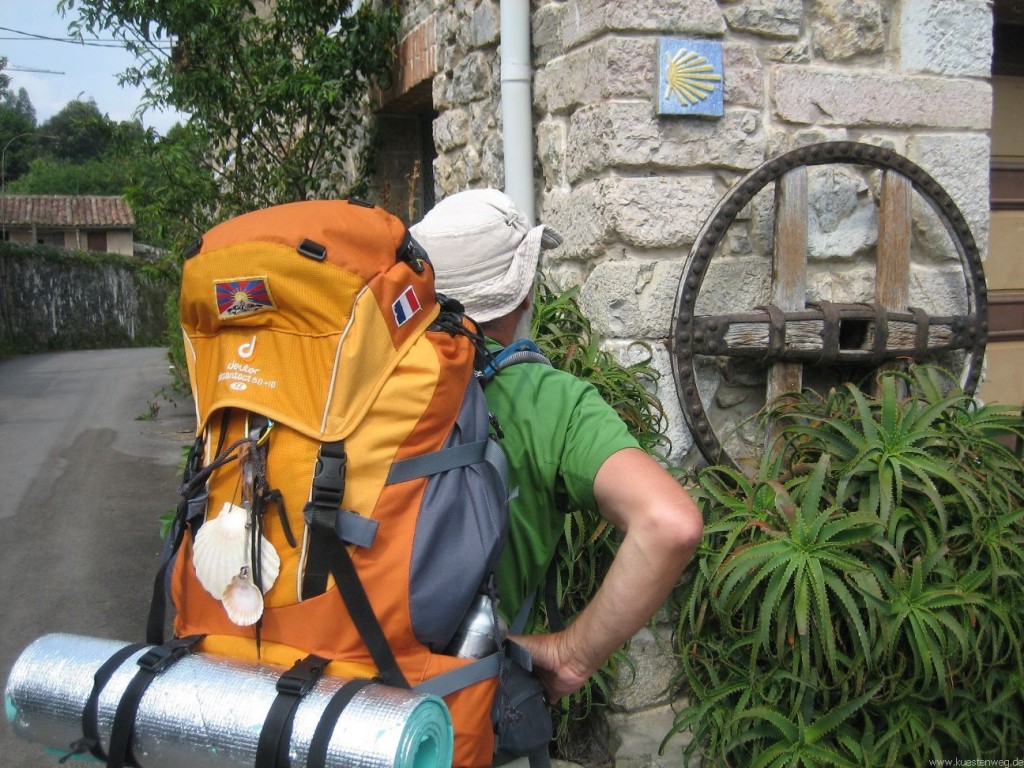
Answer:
0, 348, 194, 767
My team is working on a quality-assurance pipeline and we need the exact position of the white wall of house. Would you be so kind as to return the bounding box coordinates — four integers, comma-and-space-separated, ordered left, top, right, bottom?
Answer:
4, 227, 134, 256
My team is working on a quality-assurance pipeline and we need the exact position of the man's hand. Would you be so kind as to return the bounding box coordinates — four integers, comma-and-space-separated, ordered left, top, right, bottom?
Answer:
507, 630, 591, 701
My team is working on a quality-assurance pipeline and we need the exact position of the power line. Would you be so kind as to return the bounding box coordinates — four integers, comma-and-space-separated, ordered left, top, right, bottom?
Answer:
5, 66, 66, 75
0, 25, 172, 49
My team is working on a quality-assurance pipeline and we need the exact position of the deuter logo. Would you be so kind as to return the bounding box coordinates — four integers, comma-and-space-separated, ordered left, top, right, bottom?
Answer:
237, 336, 257, 359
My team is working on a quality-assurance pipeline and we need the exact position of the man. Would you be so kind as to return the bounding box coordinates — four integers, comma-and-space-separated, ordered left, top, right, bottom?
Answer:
410, 188, 703, 708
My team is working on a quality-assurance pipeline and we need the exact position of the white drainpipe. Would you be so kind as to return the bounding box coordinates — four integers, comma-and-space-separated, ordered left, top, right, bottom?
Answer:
499, 1, 535, 223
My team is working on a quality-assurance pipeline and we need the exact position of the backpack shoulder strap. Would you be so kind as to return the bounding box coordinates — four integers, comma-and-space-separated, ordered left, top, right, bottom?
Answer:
479, 339, 550, 383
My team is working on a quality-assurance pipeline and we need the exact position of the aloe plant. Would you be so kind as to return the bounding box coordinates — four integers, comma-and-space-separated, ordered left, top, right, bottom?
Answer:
669, 365, 1024, 766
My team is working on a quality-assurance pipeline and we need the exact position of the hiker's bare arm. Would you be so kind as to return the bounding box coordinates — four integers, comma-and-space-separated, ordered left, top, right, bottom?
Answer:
509, 447, 703, 701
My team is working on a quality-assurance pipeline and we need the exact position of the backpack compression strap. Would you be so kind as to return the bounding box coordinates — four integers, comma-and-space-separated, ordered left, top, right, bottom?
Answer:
105, 635, 205, 768
255, 655, 327, 768
302, 440, 409, 690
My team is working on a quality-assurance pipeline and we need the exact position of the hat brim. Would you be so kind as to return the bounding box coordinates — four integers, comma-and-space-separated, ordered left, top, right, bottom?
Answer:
437, 224, 555, 324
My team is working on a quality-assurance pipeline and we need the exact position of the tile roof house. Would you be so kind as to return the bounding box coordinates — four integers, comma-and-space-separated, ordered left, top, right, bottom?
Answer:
0, 194, 136, 256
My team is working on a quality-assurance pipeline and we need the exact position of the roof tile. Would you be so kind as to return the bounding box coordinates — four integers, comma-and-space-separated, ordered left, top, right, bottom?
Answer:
0, 195, 136, 228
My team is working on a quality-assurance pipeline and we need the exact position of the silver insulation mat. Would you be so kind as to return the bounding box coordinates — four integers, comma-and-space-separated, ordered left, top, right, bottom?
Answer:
5, 634, 453, 768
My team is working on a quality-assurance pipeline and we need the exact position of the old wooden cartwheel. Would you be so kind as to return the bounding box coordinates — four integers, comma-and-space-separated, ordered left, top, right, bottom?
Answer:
671, 142, 988, 470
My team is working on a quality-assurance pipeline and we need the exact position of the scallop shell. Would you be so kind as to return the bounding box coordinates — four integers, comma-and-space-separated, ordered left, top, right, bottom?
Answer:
192, 503, 281, 598
192, 502, 249, 598
252, 538, 281, 595
221, 567, 264, 626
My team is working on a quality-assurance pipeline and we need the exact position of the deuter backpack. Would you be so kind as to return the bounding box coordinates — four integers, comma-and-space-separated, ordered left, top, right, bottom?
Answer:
147, 199, 523, 766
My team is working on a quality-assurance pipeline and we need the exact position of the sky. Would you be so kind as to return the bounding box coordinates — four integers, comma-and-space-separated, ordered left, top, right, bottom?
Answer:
1, 0, 185, 134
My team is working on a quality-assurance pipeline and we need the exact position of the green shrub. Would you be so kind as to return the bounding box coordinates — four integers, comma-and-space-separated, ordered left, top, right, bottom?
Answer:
668, 365, 1024, 766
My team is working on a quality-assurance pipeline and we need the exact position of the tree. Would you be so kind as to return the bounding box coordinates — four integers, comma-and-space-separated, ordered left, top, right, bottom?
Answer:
59, 0, 400, 217
39, 99, 113, 162
1, 75, 41, 183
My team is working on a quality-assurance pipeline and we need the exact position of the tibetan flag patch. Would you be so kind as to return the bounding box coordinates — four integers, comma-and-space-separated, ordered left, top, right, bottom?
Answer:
392, 286, 421, 327
215, 278, 276, 319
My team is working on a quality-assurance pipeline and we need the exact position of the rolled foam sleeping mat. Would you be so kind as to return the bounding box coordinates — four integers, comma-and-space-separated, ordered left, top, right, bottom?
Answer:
4, 633, 453, 768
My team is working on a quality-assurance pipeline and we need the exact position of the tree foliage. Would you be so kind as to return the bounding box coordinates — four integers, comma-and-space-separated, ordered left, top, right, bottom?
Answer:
1, 60, 43, 183
59, 0, 400, 217
38, 99, 116, 161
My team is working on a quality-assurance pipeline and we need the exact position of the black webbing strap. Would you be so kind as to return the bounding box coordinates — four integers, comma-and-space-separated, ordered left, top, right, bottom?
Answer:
321, 534, 409, 689
305, 678, 374, 768
61, 642, 147, 762
106, 635, 204, 768
145, 495, 191, 645
255, 655, 327, 768
301, 440, 348, 599
300, 440, 407, 689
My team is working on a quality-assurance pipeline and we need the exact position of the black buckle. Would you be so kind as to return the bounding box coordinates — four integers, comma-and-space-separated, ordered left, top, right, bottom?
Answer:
277, 656, 327, 697
137, 635, 202, 674
310, 448, 346, 508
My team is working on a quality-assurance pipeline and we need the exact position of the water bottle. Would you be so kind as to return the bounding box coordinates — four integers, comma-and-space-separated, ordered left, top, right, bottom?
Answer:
445, 594, 508, 658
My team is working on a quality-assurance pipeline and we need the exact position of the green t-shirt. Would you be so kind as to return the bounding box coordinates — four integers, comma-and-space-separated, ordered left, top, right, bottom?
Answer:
484, 349, 641, 623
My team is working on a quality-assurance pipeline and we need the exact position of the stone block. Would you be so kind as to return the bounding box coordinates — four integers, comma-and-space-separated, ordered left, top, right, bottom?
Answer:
901, 0, 993, 77
544, 182, 612, 261
805, 165, 879, 261
765, 41, 811, 63
539, 39, 654, 115
562, 0, 724, 49
579, 259, 685, 339
810, 0, 885, 61
470, 0, 499, 48
432, 109, 470, 151
447, 51, 496, 105
610, 626, 678, 712
723, 0, 803, 39
567, 102, 765, 182
607, 703, 690, 767
609, 177, 720, 250
533, 3, 564, 66
546, 177, 719, 260
906, 134, 991, 256
696, 254, 773, 316
723, 42, 764, 108
907, 264, 972, 314
536, 119, 568, 189
773, 66, 992, 130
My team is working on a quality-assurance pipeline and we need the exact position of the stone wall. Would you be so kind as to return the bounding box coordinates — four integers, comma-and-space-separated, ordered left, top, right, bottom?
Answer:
398, 0, 993, 763
0, 243, 170, 354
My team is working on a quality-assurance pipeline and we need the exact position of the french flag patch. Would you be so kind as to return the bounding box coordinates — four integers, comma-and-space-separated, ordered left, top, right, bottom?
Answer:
392, 286, 422, 326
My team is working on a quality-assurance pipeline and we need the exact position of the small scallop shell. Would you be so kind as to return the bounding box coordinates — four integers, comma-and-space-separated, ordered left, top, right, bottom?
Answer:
192, 502, 249, 598
222, 568, 265, 626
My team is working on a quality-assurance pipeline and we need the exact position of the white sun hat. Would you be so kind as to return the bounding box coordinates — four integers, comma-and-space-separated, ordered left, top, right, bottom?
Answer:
409, 188, 562, 323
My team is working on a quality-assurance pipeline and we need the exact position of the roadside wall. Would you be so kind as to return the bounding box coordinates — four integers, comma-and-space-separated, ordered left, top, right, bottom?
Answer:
0, 243, 170, 355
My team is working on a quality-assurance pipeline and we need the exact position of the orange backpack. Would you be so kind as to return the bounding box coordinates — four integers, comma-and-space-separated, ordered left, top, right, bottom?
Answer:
148, 199, 513, 766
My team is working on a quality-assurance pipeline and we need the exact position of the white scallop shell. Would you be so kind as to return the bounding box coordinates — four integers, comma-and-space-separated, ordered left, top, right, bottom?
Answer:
192, 502, 249, 598
192, 502, 282, 598
221, 568, 265, 626
252, 537, 281, 595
